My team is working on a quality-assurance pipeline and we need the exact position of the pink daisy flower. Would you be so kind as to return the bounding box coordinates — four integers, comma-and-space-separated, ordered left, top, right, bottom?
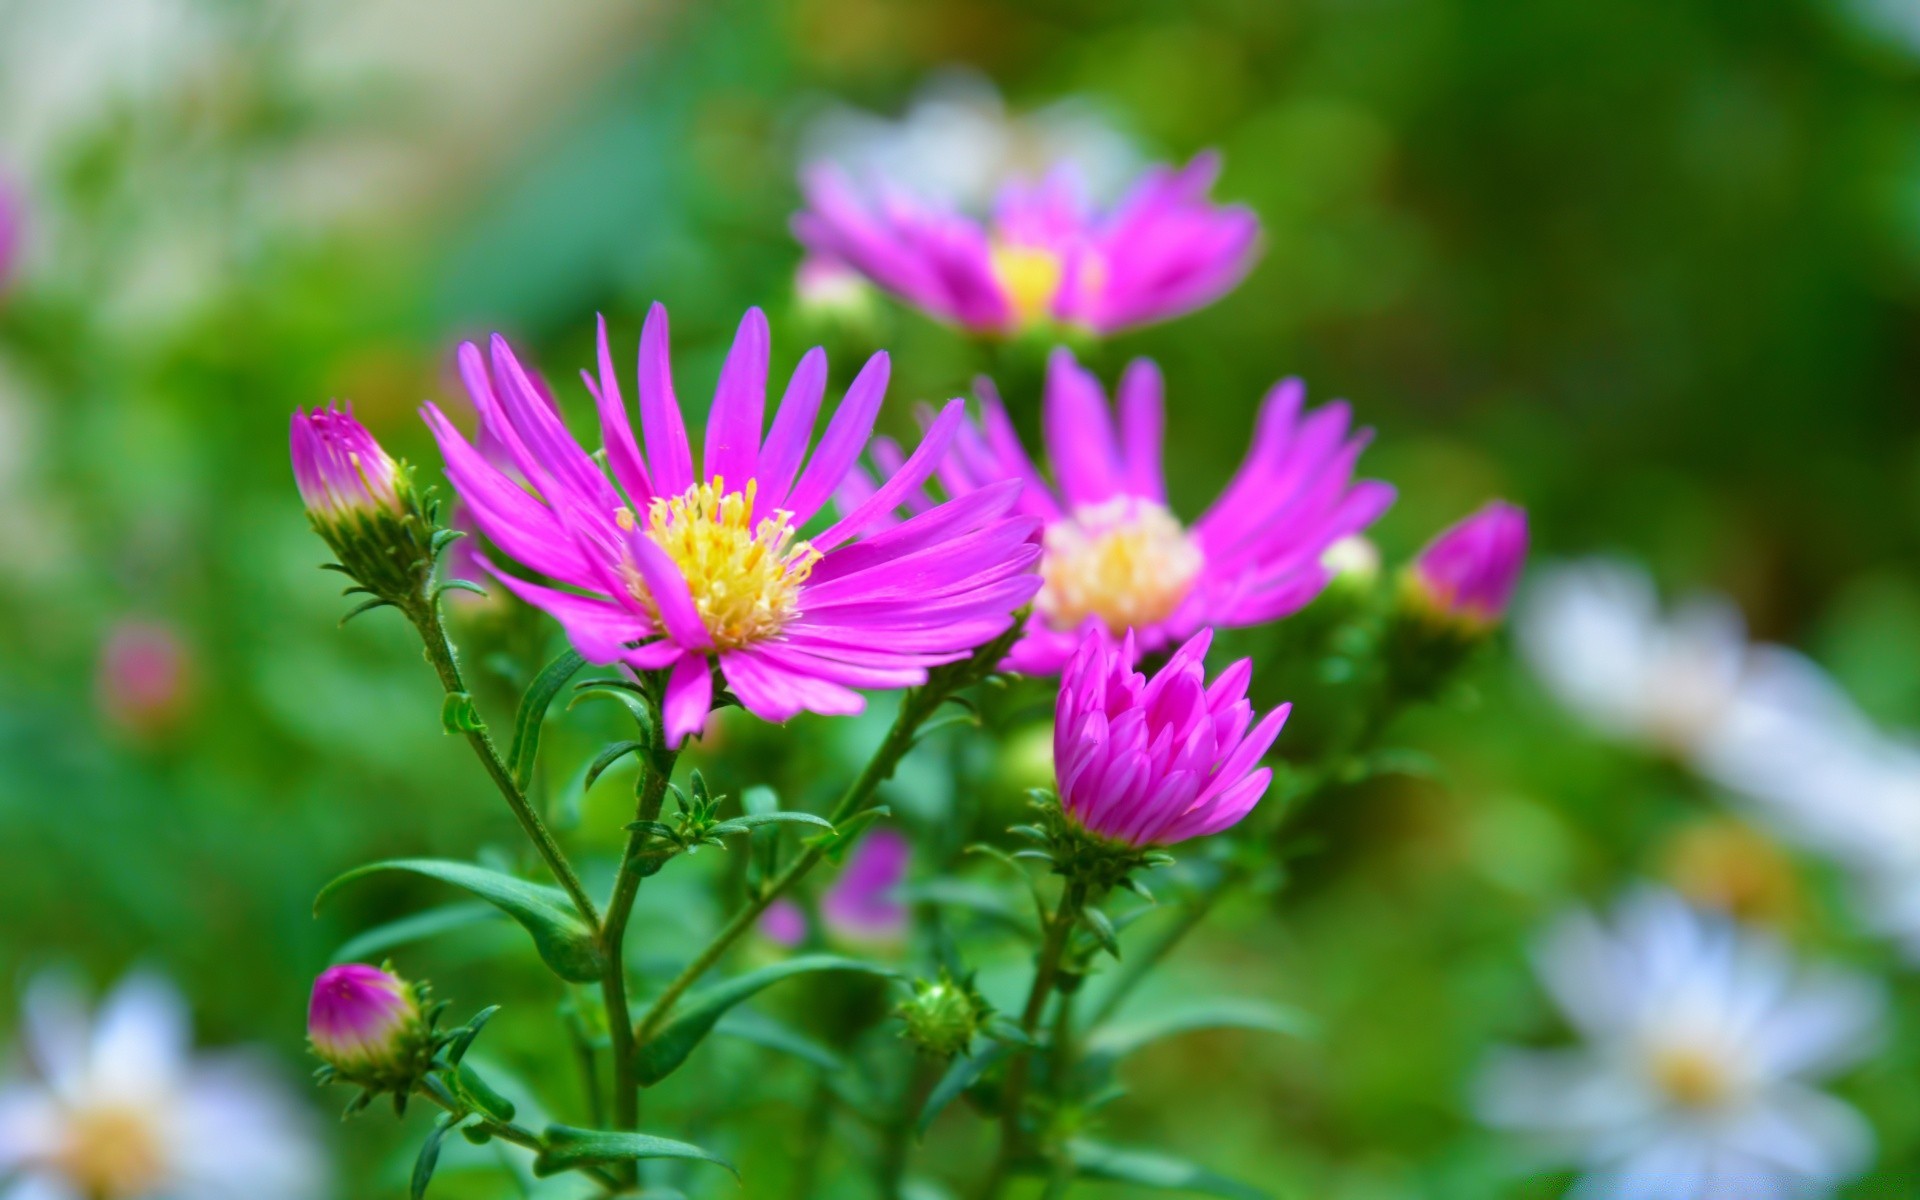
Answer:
421, 304, 1042, 747
1406, 500, 1529, 628
794, 152, 1259, 336
848, 347, 1393, 674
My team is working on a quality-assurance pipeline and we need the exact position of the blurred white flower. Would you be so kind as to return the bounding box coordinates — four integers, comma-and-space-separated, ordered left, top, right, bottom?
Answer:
800, 68, 1140, 211
0, 972, 326, 1200
1478, 888, 1883, 1198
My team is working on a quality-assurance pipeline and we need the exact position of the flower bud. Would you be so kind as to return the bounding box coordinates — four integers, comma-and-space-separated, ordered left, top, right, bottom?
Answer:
1402, 501, 1528, 631
289, 403, 438, 604
794, 255, 877, 327
896, 972, 990, 1059
308, 964, 429, 1085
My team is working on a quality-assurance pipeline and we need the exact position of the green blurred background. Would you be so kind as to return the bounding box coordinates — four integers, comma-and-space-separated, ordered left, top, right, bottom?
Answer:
6, 0, 1920, 1195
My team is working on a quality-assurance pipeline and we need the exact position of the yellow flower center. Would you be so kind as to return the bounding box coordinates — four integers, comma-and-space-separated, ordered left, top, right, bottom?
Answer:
1647, 1044, 1735, 1110
56, 1104, 167, 1198
618, 479, 819, 649
1037, 498, 1204, 635
990, 242, 1066, 328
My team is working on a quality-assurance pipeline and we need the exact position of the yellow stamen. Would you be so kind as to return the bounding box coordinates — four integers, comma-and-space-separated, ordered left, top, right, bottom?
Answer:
990, 242, 1066, 328
1038, 498, 1203, 635
620, 478, 819, 649
1647, 1044, 1735, 1109
56, 1104, 167, 1197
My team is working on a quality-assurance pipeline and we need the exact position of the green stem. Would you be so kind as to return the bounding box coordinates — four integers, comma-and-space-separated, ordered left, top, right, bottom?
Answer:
407, 596, 602, 931
631, 679, 951, 1048
602, 735, 680, 1184
878, 1056, 941, 1200
415, 1085, 621, 1191
981, 878, 1088, 1200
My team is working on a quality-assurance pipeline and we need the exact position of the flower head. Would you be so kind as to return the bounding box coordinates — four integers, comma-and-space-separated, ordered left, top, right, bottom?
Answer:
1404, 500, 1528, 629
854, 348, 1391, 674
307, 964, 424, 1079
764, 828, 912, 947
0, 972, 325, 1200
796, 152, 1259, 336
290, 402, 402, 523
1477, 889, 1883, 1197
95, 618, 195, 738
422, 305, 1041, 747
1053, 628, 1290, 849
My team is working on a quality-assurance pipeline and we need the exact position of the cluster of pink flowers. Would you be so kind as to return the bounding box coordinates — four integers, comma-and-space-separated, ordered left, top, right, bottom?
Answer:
290, 143, 1530, 855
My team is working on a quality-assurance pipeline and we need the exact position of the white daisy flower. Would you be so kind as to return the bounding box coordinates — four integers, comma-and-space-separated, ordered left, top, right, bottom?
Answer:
0, 972, 327, 1200
1477, 889, 1883, 1199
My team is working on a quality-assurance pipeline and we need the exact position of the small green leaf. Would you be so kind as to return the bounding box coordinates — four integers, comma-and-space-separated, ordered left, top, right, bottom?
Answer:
440, 692, 485, 734
449, 1062, 517, 1123
634, 955, 897, 1085
585, 740, 647, 792
1066, 1139, 1268, 1199
705, 811, 835, 836
1083, 998, 1313, 1070
1081, 906, 1121, 959
433, 579, 489, 603
532, 1126, 737, 1180
443, 1006, 501, 1066
330, 902, 499, 964
714, 1008, 847, 1072
508, 649, 586, 789
411, 1112, 465, 1199
918, 1039, 1013, 1134
316, 859, 604, 983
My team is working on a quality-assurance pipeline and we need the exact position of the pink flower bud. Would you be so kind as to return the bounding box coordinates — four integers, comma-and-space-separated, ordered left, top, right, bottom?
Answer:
1055, 629, 1290, 847
1407, 500, 1529, 627
96, 618, 195, 738
308, 964, 421, 1075
289, 403, 402, 523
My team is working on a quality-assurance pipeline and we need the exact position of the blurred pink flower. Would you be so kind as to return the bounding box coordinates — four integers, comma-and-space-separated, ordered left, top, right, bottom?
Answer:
96, 618, 195, 738
795, 153, 1259, 336
421, 304, 1040, 747
1407, 500, 1528, 627
760, 828, 911, 947
0, 176, 21, 295
1054, 629, 1289, 847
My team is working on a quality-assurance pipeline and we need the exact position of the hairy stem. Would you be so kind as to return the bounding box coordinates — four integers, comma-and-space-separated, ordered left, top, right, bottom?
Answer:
602, 735, 680, 1182
407, 595, 602, 930
981, 878, 1088, 1200
631, 677, 953, 1048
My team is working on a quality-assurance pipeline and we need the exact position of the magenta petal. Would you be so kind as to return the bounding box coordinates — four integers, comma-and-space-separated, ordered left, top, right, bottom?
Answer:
785, 351, 890, 526
704, 307, 770, 488
757, 346, 828, 517
623, 530, 714, 651
814, 399, 965, 550
591, 313, 654, 507
662, 653, 713, 748
639, 302, 695, 497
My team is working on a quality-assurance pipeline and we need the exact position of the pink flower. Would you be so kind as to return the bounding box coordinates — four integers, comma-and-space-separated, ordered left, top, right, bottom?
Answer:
763, 828, 912, 946
307, 964, 420, 1074
0, 176, 21, 294
96, 618, 195, 737
289, 402, 403, 523
852, 347, 1393, 674
422, 304, 1041, 747
1407, 500, 1529, 627
794, 153, 1259, 336
1054, 629, 1290, 847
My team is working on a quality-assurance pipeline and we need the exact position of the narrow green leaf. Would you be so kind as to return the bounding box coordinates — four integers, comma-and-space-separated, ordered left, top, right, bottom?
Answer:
706, 811, 835, 835
585, 740, 647, 792
441, 692, 485, 734
1066, 1139, 1269, 1200
330, 902, 498, 964
1081, 906, 1121, 959
531, 1126, 737, 1180
714, 1008, 847, 1072
340, 597, 393, 627
316, 859, 604, 983
508, 649, 586, 789
918, 1039, 1012, 1135
634, 955, 897, 1085
1083, 998, 1313, 1070
411, 1113, 464, 1199
433, 579, 489, 603
443, 1006, 501, 1066
450, 1062, 517, 1123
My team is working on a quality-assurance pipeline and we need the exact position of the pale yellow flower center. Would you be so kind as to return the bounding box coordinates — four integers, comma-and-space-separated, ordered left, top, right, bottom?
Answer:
617, 479, 819, 649
1038, 498, 1203, 635
1647, 1044, 1736, 1110
56, 1104, 167, 1198
990, 242, 1066, 328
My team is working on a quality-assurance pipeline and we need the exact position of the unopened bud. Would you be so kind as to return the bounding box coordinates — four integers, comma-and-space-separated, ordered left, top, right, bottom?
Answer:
308, 964, 430, 1086
897, 972, 989, 1059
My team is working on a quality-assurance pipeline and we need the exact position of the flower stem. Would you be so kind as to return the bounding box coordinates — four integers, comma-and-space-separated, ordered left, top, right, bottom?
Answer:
878, 1055, 941, 1199
981, 877, 1088, 1200
631, 674, 954, 1050
416, 1084, 621, 1191
602, 733, 679, 1184
406, 594, 602, 931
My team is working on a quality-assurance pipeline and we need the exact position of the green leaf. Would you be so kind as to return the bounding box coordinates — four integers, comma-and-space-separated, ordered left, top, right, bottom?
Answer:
441, 692, 485, 734
532, 1126, 737, 1180
903, 879, 1037, 939
411, 1112, 465, 1199
704, 811, 835, 836
316, 859, 604, 983
634, 955, 897, 1085
443, 1006, 501, 1066
449, 1062, 517, 1123
330, 902, 499, 964
508, 649, 585, 789
1066, 1139, 1269, 1200
1081, 906, 1121, 959
433, 579, 489, 603
918, 1039, 1013, 1135
341, 597, 394, 627
714, 1008, 847, 1072
585, 740, 647, 792
1083, 998, 1313, 1070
